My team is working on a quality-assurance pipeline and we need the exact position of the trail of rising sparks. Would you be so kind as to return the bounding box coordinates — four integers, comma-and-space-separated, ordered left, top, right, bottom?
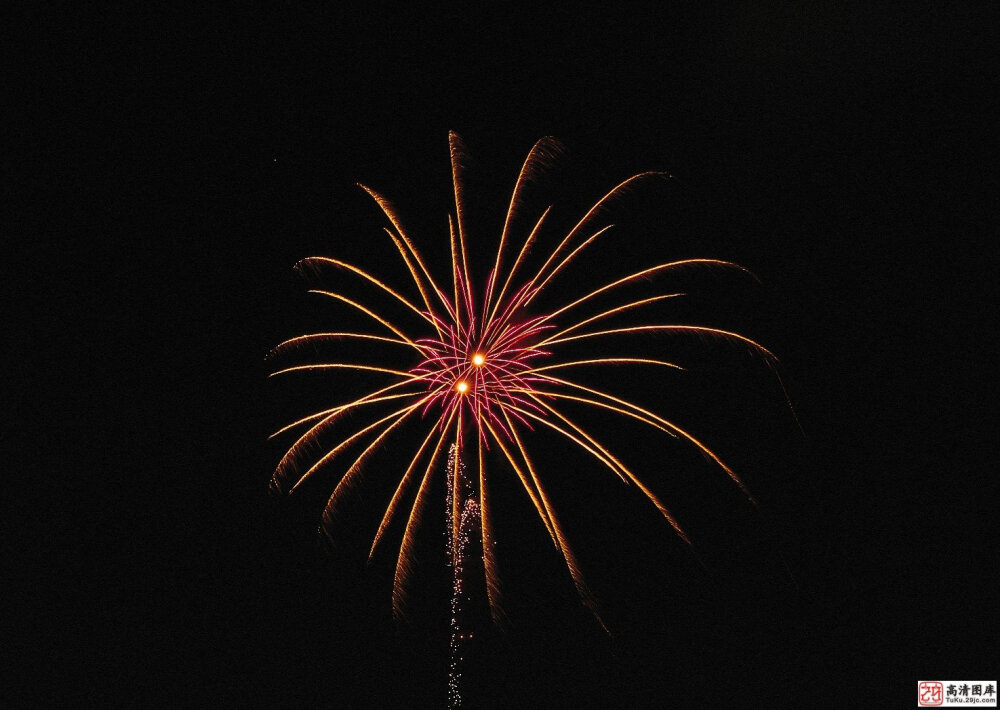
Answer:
269, 135, 784, 688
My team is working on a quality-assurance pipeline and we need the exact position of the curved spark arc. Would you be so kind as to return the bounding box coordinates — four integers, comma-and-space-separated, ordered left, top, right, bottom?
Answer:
269, 389, 425, 441
518, 224, 616, 308
522, 172, 667, 306
484, 137, 562, 323
304, 289, 432, 355
532, 372, 756, 504
296, 256, 442, 330
289, 391, 441, 494
270, 331, 419, 356
536, 258, 756, 328
270, 134, 780, 652
481, 418, 557, 547
369, 418, 448, 561
393, 411, 454, 618
268, 372, 439, 490
478, 426, 504, 626
500, 408, 608, 634
358, 183, 456, 324
543, 324, 778, 360
534, 293, 685, 345
486, 206, 552, 328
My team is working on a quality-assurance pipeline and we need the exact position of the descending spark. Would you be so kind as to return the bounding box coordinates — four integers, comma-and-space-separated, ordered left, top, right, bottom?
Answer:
269, 134, 785, 676
446, 443, 478, 708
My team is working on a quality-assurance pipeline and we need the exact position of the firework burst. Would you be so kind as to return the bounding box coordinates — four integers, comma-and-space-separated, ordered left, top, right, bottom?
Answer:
268, 133, 776, 636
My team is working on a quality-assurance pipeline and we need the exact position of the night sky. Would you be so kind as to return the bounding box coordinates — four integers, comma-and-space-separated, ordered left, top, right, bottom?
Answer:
8, 4, 996, 708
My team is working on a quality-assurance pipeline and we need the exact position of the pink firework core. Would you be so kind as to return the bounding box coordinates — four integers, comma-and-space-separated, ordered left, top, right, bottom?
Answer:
411, 277, 556, 442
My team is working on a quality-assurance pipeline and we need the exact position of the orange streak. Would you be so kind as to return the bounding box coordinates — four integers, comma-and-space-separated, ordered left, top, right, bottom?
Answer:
321, 403, 422, 524
304, 290, 429, 354
501, 409, 608, 634
288, 394, 437, 493
525, 172, 665, 301
519, 224, 615, 309
481, 418, 557, 547
485, 138, 561, 321
479, 424, 504, 626
527, 395, 691, 545
520, 357, 686, 376
535, 293, 684, 346
534, 373, 755, 504
509, 388, 677, 440
539, 259, 755, 325
449, 132, 472, 296
269, 375, 433, 489
486, 206, 552, 328
269, 362, 414, 379
270, 332, 418, 357
504, 403, 628, 484
269, 390, 423, 440
358, 183, 454, 322
448, 214, 461, 334
369, 413, 453, 561
297, 256, 438, 328
393, 410, 454, 619
543, 325, 777, 360
381, 229, 446, 340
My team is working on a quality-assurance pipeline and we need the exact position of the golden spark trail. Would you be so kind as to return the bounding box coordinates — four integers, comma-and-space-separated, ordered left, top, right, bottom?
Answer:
543, 324, 778, 359
393, 416, 453, 618
304, 289, 431, 354
534, 293, 685, 345
534, 373, 756, 503
270, 331, 422, 356
501, 409, 608, 634
321, 402, 427, 522
358, 183, 455, 323
505, 403, 629, 484
370, 412, 455, 560
482, 418, 558, 546
518, 225, 616, 309
531, 396, 691, 545
486, 206, 552, 328
297, 256, 442, 329
511, 387, 679, 440
289, 393, 438, 493
520, 357, 687, 376
478, 428, 504, 625
485, 137, 561, 320
526, 172, 666, 297
538, 258, 754, 326
269, 390, 424, 440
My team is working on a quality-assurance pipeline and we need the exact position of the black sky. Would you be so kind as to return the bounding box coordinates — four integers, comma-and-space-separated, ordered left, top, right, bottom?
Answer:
7, 3, 997, 708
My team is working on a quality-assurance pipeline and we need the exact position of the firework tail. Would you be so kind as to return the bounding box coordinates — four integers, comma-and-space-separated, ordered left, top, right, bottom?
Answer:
445, 443, 479, 708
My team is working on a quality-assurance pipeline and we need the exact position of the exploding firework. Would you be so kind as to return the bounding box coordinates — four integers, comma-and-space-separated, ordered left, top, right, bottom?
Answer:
268, 133, 776, 641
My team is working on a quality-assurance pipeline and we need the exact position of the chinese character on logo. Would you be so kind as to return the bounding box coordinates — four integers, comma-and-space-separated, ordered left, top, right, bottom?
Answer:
919, 681, 944, 707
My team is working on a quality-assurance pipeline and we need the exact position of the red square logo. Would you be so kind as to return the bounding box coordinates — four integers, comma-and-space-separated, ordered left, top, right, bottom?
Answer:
919, 681, 944, 706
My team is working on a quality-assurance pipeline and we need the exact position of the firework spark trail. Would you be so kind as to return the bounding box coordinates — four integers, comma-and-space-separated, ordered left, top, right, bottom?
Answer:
269, 134, 783, 652
445, 444, 479, 708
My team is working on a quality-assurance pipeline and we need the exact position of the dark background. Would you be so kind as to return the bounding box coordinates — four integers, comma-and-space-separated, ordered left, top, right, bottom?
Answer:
7, 3, 996, 708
